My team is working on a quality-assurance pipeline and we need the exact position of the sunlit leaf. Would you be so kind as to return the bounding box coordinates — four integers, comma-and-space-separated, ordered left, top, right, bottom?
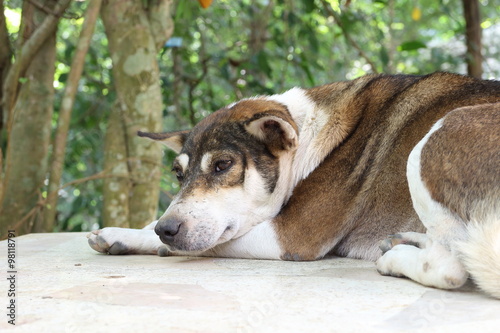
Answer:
411, 7, 422, 21
398, 40, 427, 51
198, 0, 213, 9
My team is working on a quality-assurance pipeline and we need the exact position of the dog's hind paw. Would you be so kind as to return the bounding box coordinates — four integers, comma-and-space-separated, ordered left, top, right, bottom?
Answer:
376, 250, 406, 278
379, 232, 429, 254
379, 235, 397, 254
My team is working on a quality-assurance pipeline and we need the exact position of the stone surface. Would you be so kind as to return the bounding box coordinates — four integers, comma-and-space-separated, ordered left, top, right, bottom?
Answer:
1, 232, 499, 332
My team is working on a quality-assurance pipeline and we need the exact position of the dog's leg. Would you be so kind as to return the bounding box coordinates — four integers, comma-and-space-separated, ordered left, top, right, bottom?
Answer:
88, 219, 282, 259
203, 220, 282, 259
87, 221, 170, 255
376, 190, 469, 289
376, 120, 468, 289
376, 230, 468, 288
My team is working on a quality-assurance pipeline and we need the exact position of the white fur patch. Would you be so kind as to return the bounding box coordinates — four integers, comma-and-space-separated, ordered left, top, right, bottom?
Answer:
177, 153, 189, 172
208, 220, 282, 259
200, 152, 213, 174
458, 216, 500, 298
407, 119, 467, 245
266, 87, 314, 129
291, 107, 330, 185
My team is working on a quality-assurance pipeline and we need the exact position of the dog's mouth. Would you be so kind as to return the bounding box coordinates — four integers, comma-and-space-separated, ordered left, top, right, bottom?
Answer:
162, 221, 239, 253
217, 224, 237, 244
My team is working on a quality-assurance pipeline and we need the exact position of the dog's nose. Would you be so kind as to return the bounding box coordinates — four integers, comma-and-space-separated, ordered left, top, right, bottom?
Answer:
155, 218, 183, 245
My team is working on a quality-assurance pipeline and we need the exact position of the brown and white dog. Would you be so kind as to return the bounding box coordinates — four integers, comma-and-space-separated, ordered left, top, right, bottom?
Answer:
88, 72, 500, 298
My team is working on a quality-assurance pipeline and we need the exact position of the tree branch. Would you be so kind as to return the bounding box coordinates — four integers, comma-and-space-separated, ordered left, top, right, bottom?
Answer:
320, 0, 379, 74
1, 0, 72, 134
0, 148, 3, 200
185, 57, 210, 125
0, 0, 12, 133
28, 0, 60, 16
42, 0, 102, 231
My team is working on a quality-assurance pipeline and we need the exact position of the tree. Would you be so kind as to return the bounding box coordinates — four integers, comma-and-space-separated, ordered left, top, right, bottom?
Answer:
100, 0, 174, 228
0, 0, 72, 237
462, 0, 483, 78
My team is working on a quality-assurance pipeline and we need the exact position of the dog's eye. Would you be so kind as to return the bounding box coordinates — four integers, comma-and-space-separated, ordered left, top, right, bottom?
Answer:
215, 160, 232, 173
172, 167, 184, 182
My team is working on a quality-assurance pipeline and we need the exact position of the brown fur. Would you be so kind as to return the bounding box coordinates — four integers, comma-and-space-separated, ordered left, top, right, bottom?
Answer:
139, 72, 500, 261
420, 103, 500, 222
230, 99, 296, 126
274, 73, 500, 260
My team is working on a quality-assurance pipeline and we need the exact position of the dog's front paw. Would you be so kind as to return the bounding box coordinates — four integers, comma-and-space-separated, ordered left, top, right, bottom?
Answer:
87, 227, 168, 255
87, 228, 130, 255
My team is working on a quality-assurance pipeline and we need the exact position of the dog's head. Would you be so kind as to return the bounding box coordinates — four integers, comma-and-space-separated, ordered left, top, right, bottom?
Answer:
139, 99, 299, 253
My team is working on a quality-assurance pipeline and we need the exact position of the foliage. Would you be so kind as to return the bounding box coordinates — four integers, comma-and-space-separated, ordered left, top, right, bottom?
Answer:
2, 0, 499, 232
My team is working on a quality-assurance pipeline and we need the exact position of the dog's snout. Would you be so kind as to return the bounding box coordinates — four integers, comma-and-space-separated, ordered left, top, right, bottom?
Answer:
155, 218, 183, 244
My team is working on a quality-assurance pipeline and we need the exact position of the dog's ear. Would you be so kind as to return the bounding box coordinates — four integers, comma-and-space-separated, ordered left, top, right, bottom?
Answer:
244, 112, 298, 152
137, 130, 190, 154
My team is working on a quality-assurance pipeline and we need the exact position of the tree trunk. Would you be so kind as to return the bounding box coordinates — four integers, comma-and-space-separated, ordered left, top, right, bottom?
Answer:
0, 1, 12, 133
100, 0, 174, 228
1, 0, 72, 134
462, 0, 482, 78
0, 1, 60, 237
102, 102, 130, 228
42, 0, 102, 232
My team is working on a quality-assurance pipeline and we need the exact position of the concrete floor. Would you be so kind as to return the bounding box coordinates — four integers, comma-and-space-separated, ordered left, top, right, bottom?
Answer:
1, 232, 499, 332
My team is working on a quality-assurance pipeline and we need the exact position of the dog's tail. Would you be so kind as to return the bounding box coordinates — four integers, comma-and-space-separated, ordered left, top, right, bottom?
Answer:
458, 214, 500, 299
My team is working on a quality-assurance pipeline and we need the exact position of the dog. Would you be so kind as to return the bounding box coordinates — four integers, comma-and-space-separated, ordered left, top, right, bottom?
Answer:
88, 72, 500, 298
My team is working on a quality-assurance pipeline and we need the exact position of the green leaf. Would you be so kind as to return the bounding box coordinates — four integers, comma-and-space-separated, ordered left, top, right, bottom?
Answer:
58, 72, 68, 83
287, 12, 299, 26
304, 0, 315, 13
299, 27, 319, 53
380, 46, 389, 66
298, 54, 315, 86
175, 0, 194, 22
398, 41, 427, 51
256, 51, 272, 78
339, 11, 356, 32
